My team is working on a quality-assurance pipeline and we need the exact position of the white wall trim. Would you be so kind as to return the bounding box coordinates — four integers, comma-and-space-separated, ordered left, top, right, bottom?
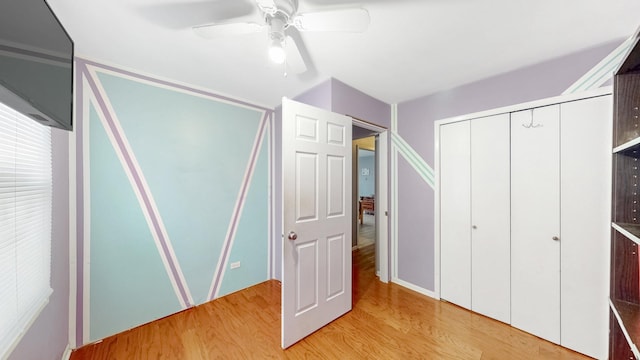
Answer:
351, 117, 387, 132
376, 130, 389, 283
61, 344, 72, 360
433, 119, 441, 299
68, 111, 77, 348
392, 277, 438, 300
434, 87, 612, 128
390, 104, 399, 282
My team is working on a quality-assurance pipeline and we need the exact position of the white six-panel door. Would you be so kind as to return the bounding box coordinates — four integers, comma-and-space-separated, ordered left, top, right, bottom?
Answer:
470, 114, 511, 324
439, 121, 471, 309
282, 98, 352, 349
511, 105, 561, 344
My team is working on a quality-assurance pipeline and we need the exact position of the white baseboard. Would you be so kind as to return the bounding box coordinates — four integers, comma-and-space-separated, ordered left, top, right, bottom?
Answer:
61, 344, 72, 360
392, 277, 439, 300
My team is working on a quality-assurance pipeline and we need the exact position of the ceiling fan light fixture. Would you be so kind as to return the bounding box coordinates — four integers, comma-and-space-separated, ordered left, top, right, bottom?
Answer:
269, 38, 286, 64
192, 0, 370, 74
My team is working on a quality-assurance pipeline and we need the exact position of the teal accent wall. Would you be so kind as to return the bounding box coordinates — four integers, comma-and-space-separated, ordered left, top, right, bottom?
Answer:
84, 67, 270, 341
89, 104, 181, 341
218, 139, 269, 297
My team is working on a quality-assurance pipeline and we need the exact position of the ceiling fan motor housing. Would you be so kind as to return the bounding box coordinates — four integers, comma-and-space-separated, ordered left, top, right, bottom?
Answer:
269, 17, 286, 43
270, 0, 298, 18
265, 0, 297, 43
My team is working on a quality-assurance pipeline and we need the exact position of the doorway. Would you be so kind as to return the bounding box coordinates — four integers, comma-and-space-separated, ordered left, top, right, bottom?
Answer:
355, 141, 376, 249
351, 120, 389, 284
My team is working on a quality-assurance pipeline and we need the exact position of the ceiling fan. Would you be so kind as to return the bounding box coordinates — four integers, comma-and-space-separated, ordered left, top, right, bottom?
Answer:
192, 0, 370, 74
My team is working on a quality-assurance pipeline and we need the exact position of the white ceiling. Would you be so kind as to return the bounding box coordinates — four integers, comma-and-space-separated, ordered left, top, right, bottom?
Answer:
47, 0, 640, 108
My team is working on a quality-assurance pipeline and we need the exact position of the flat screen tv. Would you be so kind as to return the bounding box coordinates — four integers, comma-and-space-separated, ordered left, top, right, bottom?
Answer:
0, 0, 74, 131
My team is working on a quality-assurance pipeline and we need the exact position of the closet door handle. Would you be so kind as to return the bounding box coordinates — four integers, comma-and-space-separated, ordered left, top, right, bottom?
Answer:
472, 225, 477, 229
552, 236, 559, 241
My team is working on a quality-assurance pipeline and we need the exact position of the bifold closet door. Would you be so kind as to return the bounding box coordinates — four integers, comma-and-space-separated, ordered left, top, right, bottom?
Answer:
559, 95, 611, 359
470, 114, 510, 324
511, 105, 561, 344
439, 121, 471, 309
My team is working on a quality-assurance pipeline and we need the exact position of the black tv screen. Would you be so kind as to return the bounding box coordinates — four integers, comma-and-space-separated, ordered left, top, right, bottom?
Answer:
0, 0, 74, 131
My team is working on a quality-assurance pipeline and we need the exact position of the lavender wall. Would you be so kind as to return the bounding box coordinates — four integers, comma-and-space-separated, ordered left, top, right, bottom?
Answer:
394, 39, 622, 293
399, 40, 622, 165
396, 157, 434, 289
332, 79, 391, 129
9, 128, 70, 360
292, 79, 332, 110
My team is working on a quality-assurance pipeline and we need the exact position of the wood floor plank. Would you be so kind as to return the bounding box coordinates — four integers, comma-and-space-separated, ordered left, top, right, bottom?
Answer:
71, 244, 591, 359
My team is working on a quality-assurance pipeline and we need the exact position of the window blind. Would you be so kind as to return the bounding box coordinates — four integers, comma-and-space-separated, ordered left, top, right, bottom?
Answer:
0, 101, 52, 358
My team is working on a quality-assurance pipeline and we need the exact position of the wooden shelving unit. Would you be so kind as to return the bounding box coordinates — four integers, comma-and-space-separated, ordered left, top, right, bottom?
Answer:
611, 29, 640, 360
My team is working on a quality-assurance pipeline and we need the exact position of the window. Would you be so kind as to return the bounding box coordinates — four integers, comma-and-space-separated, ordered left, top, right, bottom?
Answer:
0, 101, 52, 357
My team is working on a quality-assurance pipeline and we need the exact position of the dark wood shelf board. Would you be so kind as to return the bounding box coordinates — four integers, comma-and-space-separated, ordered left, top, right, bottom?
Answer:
613, 223, 640, 245
615, 139, 640, 154
614, 137, 640, 153
611, 299, 640, 357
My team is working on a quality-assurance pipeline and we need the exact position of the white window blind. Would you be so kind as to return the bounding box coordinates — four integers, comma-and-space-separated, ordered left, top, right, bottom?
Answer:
0, 101, 52, 358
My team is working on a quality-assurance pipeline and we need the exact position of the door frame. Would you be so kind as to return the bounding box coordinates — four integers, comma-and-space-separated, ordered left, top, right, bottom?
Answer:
351, 118, 389, 283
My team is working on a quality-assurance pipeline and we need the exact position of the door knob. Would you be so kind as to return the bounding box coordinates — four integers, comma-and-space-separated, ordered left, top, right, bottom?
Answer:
552, 236, 559, 241
288, 231, 298, 241
472, 225, 477, 229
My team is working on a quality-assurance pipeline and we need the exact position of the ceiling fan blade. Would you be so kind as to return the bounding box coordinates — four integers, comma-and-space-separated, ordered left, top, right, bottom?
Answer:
193, 22, 265, 38
285, 35, 308, 74
137, 1, 255, 30
256, 0, 277, 15
292, 8, 370, 32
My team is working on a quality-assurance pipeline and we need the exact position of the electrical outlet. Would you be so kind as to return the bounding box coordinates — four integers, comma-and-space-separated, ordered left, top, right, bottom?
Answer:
230, 261, 240, 269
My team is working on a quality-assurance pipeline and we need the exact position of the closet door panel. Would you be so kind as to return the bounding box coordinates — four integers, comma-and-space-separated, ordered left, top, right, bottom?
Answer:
511, 105, 561, 344
440, 121, 471, 309
560, 95, 611, 359
470, 114, 511, 324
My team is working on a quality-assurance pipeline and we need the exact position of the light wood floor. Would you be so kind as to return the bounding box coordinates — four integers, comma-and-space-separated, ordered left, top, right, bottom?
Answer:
357, 213, 375, 248
71, 244, 590, 359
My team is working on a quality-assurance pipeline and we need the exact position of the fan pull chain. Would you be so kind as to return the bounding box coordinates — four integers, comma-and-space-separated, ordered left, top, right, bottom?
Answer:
284, 50, 288, 77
